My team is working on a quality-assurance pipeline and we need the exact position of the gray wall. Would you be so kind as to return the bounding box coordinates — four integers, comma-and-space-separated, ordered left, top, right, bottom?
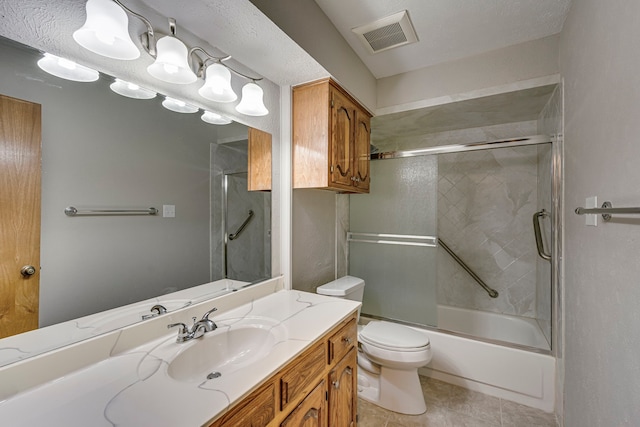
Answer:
560, 0, 640, 424
0, 39, 216, 326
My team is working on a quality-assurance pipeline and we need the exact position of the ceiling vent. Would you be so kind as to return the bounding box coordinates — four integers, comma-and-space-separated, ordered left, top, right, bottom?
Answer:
352, 10, 418, 55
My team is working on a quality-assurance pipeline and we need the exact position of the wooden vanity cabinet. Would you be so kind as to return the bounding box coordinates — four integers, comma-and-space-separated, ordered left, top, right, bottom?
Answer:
206, 313, 358, 427
292, 78, 371, 194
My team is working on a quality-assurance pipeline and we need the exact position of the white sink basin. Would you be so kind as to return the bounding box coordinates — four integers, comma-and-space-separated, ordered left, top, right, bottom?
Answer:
167, 317, 285, 382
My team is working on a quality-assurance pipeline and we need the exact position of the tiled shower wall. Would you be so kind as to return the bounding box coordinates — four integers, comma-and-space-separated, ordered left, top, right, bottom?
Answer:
437, 143, 540, 318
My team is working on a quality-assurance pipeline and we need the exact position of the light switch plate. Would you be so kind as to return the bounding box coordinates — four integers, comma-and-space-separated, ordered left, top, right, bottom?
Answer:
163, 205, 175, 218
585, 196, 597, 226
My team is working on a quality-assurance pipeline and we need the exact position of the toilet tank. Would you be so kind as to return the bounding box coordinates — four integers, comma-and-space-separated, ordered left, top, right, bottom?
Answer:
316, 276, 365, 302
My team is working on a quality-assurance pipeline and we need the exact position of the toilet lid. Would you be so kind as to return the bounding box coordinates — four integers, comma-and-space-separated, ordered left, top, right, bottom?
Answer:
359, 321, 430, 350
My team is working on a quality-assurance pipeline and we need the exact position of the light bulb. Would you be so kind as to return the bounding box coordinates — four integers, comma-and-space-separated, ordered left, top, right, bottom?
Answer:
147, 36, 197, 84
235, 82, 268, 116
73, 0, 140, 60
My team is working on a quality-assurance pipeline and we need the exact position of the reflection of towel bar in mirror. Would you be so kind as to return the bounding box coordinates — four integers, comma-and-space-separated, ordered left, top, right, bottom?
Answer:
64, 206, 158, 216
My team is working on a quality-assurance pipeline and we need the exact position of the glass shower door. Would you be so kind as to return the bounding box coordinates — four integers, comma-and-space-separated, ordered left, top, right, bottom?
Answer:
349, 155, 438, 326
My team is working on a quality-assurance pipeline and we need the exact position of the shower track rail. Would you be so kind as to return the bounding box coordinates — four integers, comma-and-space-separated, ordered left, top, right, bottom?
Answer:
438, 238, 499, 298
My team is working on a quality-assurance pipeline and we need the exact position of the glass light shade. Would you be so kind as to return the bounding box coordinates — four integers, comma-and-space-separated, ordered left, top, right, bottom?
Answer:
201, 111, 232, 125
198, 63, 237, 103
110, 79, 156, 99
147, 36, 197, 84
37, 53, 99, 82
235, 82, 268, 116
162, 97, 198, 113
73, 0, 140, 60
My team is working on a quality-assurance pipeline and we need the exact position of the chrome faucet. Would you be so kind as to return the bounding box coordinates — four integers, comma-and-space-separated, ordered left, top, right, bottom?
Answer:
168, 307, 218, 343
141, 304, 168, 320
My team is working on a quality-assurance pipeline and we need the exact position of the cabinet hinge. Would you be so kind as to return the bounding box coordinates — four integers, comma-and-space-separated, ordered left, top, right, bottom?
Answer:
330, 99, 334, 108
330, 165, 334, 173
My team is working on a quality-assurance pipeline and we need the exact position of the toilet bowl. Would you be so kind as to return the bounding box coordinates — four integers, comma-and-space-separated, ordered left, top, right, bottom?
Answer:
316, 276, 432, 415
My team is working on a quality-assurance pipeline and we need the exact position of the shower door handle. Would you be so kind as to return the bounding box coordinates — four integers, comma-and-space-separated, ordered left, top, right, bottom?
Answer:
533, 209, 551, 261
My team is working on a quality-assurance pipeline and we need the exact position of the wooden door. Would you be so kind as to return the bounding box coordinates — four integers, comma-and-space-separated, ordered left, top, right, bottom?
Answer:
353, 112, 371, 193
328, 349, 357, 427
248, 127, 272, 191
329, 89, 355, 190
0, 94, 41, 339
281, 380, 328, 427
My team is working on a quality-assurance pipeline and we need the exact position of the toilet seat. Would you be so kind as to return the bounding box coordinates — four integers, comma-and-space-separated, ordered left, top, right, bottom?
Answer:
359, 321, 430, 352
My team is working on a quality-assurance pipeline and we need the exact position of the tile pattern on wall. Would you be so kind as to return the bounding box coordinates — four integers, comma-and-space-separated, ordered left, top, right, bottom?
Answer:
437, 145, 540, 318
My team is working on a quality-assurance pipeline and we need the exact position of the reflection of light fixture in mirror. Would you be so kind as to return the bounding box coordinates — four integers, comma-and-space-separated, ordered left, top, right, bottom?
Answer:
147, 19, 197, 84
37, 53, 99, 82
162, 97, 198, 113
235, 82, 268, 116
201, 111, 232, 125
110, 79, 156, 99
73, 0, 140, 60
198, 63, 237, 103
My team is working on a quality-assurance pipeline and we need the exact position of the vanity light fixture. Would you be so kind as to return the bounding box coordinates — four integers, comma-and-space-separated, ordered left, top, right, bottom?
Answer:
37, 53, 100, 82
147, 19, 197, 84
191, 46, 267, 115
72, 0, 140, 60
201, 110, 232, 125
71, 0, 268, 116
198, 62, 237, 103
109, 78, 156, 99
161, 96, 198, 113
235, 82, 269, 116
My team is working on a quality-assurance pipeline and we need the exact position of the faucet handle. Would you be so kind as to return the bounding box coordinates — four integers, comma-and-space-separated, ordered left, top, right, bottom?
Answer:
168, 322, 191, 343
202, 307, 217, 320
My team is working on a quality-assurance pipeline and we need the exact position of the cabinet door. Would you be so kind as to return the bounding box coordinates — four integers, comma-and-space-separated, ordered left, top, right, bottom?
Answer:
353, 112, 371, 193
328, 348, 357, 427
329, 88, 355, 190
280, 380, 328, 427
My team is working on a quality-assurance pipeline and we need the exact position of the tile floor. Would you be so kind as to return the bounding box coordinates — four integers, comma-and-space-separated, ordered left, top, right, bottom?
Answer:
357, 376, 559, 427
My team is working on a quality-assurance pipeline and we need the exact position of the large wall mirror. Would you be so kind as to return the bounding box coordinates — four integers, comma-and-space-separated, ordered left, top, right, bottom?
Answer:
0, 36, 272, 367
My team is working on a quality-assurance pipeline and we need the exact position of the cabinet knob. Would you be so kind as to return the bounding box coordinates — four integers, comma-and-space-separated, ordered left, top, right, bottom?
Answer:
342, 336, 352, 345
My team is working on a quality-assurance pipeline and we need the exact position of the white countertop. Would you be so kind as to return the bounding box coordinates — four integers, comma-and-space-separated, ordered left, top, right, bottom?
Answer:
0, 290, 360, 426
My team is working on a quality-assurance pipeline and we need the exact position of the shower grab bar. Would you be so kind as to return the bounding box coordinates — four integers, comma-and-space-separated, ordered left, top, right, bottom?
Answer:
64, 206, 158, 216
575, 201, 640, 221
229, 210, 254, 241
347, 232, 437, 247
438, 238, 499, 298
533, 209, 551, 261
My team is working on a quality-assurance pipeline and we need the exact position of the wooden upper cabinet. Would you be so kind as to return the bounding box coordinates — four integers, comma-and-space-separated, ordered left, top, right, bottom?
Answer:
293, 78, 372, 194
248, 127, 272, 191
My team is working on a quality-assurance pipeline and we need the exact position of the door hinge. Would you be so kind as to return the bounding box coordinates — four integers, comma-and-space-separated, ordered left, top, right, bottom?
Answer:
325, 390, 328, 401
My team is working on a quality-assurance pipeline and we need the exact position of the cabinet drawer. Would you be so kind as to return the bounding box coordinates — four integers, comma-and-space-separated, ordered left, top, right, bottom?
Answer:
328, 318, 357, 365
209, 382, 274, 427
280, 342, 327, 412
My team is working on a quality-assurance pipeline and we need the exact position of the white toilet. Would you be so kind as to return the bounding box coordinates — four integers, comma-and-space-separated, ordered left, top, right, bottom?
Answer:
317, 276, 432, 415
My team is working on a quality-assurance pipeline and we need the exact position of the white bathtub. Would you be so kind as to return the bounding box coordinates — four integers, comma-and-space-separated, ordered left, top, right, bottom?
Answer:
437, 305, 551, 350
361, 309, 557, 413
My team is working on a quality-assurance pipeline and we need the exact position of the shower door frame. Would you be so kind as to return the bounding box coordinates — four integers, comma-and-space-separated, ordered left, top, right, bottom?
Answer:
366, 134, 563, 356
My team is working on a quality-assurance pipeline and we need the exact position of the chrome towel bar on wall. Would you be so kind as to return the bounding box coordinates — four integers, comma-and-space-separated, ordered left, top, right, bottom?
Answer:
574, 201, 640, 221
64, 206, 158, 216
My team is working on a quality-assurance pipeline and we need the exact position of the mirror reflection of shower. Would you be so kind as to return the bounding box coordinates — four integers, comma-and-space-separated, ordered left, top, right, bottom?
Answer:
223, 171, 271, 282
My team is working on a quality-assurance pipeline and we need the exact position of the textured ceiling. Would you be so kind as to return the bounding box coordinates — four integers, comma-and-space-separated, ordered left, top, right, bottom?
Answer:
314, 0, 572, 78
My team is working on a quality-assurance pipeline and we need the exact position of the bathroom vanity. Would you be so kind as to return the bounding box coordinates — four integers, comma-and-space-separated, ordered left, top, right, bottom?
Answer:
0, 279, 360, 426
